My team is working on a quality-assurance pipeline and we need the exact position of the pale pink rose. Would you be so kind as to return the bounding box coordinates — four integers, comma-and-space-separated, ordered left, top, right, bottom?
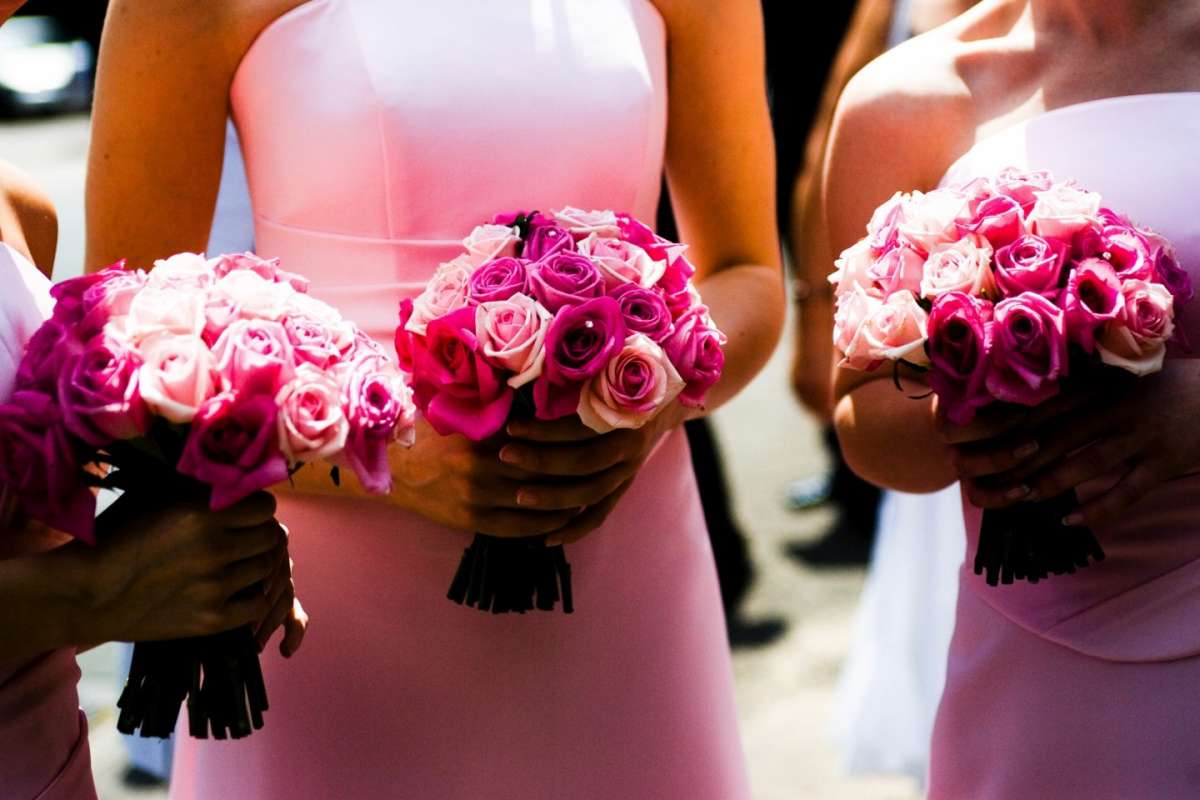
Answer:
833, 286, 879, 356
137, 333, 220, 423
406, 256, 474, 336
897, 190, 969, 255
577, 333, 685, 433
338, 355, 417, 493
211, 318, 295, 396
212, 252, 310, 293
1028, 183, 1102, 239
474, 293, 552, 388
841, 290, 929, 371
864, 192, 908, 253
462, 224, 520, 266
124, 286, 205, 341
212, 269, 294, 321
285, 291, 346, 328
552, 207, 621, 238
830, 239, 877, 297
992, 167, 1053, 214
868, 244, 925, 297
1097, 280, 1176, 376
919, 235, 996, 300
275, 364, 350, 462
147, 252, 213, 290
285, 315, 354, 369
577, 233, 666, 289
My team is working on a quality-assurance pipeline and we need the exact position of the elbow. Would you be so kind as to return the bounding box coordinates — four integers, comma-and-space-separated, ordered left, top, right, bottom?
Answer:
832, 394, 957, 494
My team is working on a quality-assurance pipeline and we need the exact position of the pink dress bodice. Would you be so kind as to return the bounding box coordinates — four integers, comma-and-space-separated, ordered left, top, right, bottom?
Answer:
931, 93, 1200, 798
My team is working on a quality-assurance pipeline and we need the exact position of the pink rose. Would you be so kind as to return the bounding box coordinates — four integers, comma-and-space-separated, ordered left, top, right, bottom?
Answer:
285, 315, 353, 370
993, 234, 1067, 298
406, 257, 473, 336
522, 221, 574, 261
864, 192, 907, 254
411, 307, 513, 441
868, 244, 925, 297
919, 235, 996, 300
124, 286, 205, 341
831, 239, 877, 297
833, 286, 879, 357
927, 292, 995, 425
529, 250, 605, 313
1063, 257, 1125, 352
577, 333, 685, 433
611, 284, 674, 343
552, 207, 621, 238
577, 233, 666, 290
1146, 232, 1194, 305
212, 269, 294, 321
339, 355, 416, 492
275, 364, 350, 462
492, 210, 552, 228
992, 168, 1053, 215
534, 297, 627, 420
1028, 183, 1102, 240
138, 333, 220, 424
15, 317, 80, 393
395, 298, 415, 372
147, 252, 213, 290
177, 391, 291, 510
50, 267, 123, 327
285, 290, 346, 328
663, 305, 728, 408
80, 267, 148, 337
58, 332, 149, 446
839, 290, 929, 372
462, 224, 520, 266
616, 214, 690, 268
213, 252, 310, 293
466, 257, 530, 305
0, 390, 95, 541
959, 194, 1026, 249
474, 293, 551, 388
986, 292, 1068, 407
211, 318, 295, 396
202, 295, 240, 347
898, 189, 969, 255
1097, 280, 1175, 376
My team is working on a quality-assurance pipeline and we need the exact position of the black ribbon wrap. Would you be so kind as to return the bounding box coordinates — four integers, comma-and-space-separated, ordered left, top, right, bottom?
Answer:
974, 488, 1105, 586
446, 534, 574, 614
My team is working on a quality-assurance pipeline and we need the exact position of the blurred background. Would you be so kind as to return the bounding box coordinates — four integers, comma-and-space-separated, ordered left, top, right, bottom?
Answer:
0, 1, 936, 798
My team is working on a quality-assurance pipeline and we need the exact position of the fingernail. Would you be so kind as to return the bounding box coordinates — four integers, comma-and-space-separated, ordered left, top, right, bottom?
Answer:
1063, 513, 1083, 526
499, 446, 521, 465
1005, 485, 1031, 501
1013, 441, 1039, 459
517, 490, 538, 507
545, 536, 562, 547
506, 422, 525, 437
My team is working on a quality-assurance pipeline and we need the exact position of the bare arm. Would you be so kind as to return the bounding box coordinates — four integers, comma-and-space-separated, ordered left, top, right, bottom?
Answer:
0, 160, 57, 276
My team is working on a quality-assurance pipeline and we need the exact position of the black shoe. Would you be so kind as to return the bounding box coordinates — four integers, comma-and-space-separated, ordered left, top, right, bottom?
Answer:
786, 523, 873, 568
121, 766, 168, 789
727, 613, 787, 650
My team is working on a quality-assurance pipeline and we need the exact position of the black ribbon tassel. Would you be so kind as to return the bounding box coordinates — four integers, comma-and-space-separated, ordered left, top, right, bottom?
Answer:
446, 533, 575, 614
974, 489, 1105, 587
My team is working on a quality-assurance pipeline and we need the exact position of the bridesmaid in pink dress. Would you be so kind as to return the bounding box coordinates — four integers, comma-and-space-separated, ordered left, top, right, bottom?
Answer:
87, 1, 782, 797
825, 1, 1200, 797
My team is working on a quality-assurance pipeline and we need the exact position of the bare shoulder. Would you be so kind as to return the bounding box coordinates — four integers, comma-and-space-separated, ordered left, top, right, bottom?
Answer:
102, 0, 308, 64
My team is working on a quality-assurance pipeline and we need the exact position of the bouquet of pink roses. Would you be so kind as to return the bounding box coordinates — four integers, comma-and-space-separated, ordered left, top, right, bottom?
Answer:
831, 168, 1191, 585
395, 207, 726, 614
0, 251, 416, 738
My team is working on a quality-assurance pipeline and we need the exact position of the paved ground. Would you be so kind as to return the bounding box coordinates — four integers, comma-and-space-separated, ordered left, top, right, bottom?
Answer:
2, 114, 920, 800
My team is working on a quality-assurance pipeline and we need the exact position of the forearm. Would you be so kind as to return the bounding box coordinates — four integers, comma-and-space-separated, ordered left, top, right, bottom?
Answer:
834, 378, 957, 492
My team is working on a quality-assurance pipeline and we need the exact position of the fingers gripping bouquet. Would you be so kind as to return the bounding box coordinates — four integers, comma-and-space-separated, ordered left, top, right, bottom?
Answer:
831, 169, 1191, 586
0, 252, 415, 738
396, 208, 726, 614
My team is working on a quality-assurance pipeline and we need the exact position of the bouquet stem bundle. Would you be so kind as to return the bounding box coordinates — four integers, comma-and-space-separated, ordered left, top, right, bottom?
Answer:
447, 535, 574, 614
975, 490, 1105, 586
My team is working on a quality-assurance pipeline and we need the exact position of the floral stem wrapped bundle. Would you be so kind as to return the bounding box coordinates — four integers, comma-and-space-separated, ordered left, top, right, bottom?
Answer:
831, 169, 1191, 586
396, 208, 725, 614
0, 252, 416, 738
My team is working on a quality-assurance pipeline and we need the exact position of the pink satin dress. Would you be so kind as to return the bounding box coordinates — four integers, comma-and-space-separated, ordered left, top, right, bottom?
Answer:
0, 243, 97, 800
930, 93, 1200, 798
170, 2, 750, 798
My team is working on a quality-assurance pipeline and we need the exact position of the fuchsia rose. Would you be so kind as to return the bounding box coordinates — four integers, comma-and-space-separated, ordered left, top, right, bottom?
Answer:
838, 290, 928, 372
577, 333, 685, 433
864, 192, 907, 253
0, 391, 95, 542
897, 189, 969, 255
1147, 232, 1194, 305
993, 234, 1067, 298
992, 168, 1053, 215
1097, 280, 1175, 376
577, 233, 666, 289
147, 252, 212, 290
284, 315, 352, 370
868, 244, 925, 297
16, 317, 79, 392
1028, 183, 1102, 239
339, 355, 416, 491
211, 319, 295, 396
986, 292, 1069, 406
80, 268, 148, 337
529, 250, 605, 313
177, 391, 291, 510
394, 298, 415, 371
213, 252, 310, 293
1063, 257, 1125, 351
664, 305, 728, 408
462, 224, 520, 266
138, 333, 220, 424
611, 284, 673, 343
492, 210, 553, 229
522, 221, 574, 261
927, 292, 995, 425
919, 235, 996, 300
58, 333, 150, 446
124, 286, 205, 341
411, 307, 513, 440
960, 194, 1026, 249
466, 257, 530, 304
534, 297, 627, 419
616, 213, 690, 267
553, 207, 621, 238
406, 257, 473, 336
50, 267, 124, 327
475, 293, 551, 388
212, 269, 294, 321
276, 364, 350, 462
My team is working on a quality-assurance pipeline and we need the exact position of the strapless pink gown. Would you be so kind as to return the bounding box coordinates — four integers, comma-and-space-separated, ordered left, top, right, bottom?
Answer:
930, 93, 1200, 798
0, 243, 97, 800
170, 2, 750, 798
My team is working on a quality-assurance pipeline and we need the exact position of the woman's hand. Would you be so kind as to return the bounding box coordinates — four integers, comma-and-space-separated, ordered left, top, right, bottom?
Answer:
501, 402, 693, 545
253, 546, 308, 658
942, 361, 1200, 527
